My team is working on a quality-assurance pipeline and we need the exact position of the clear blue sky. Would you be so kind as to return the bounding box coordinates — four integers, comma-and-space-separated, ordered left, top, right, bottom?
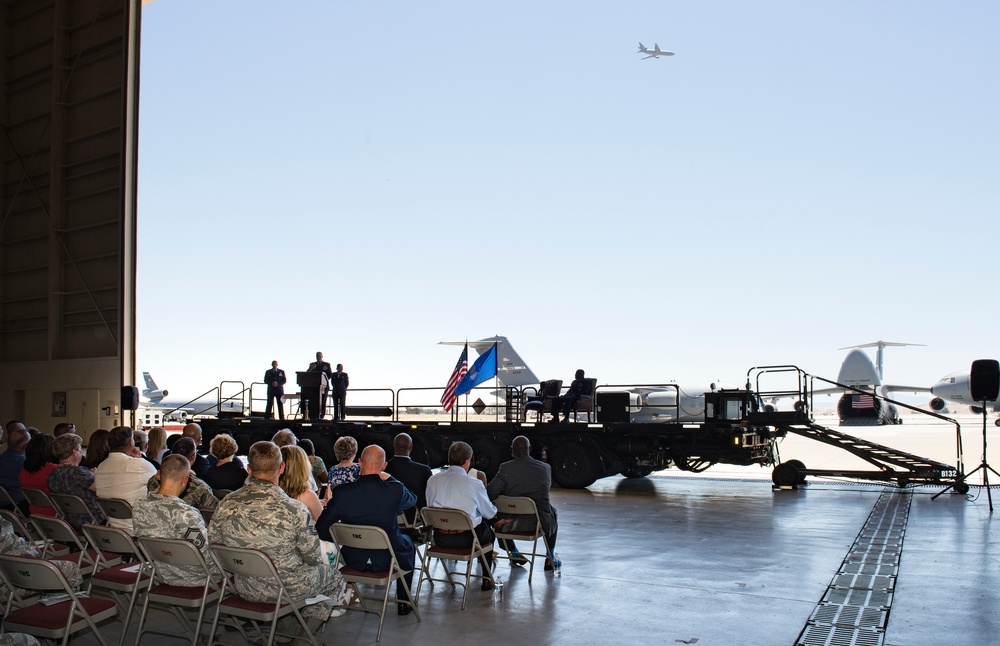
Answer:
136, 1, 1000, 403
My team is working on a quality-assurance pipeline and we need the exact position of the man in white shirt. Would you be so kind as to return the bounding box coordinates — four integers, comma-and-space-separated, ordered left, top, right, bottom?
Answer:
95, 426, 157, 529
425, 441, 498, 591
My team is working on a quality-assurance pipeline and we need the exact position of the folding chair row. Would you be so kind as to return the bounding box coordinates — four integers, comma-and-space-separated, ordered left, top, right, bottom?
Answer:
82, 523, 151, 646
416, 507, 495, 610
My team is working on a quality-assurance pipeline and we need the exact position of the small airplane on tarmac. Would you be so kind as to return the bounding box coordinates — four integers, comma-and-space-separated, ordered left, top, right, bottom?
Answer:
638, 42, 674, 59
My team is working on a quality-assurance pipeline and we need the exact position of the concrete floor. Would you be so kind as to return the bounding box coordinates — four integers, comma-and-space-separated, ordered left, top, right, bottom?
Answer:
41, 475, 1000, 646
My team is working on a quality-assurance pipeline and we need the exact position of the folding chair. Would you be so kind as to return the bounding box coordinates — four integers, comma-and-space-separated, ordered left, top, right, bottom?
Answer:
212, 489, 233, 500
134, 536, 221, 646
418, 507, 494, 610
199, 507, 215, 524
208, 544, 319, 646
0, 483, 28, 519
0, 553, 118, 646
21, 487, 61, 518
0, 508, 68, 557
30, 515, 117, 577
492, 496, 552, 583
50, 492, 100, 527
82, 524, 151, 646
397, 511, 432, 589
329, 523, 420, 641
96, 497, 133, 526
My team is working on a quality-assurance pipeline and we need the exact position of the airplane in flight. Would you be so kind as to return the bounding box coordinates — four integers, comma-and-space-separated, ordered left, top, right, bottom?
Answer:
637, 42, 674, 59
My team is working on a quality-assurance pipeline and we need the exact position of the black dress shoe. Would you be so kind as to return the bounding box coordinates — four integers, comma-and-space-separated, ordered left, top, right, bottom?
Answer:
481, 578, 495, 592
397, 602, 412, 616
544, 558, 554, 571
510, 554, 528, 567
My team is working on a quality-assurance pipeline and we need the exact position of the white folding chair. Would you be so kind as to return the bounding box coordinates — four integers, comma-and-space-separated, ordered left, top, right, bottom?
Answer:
134, 536, 221, 646
0, 553, 118, 646
418, 507, 494, 610
330, 523, 420, 641
208, 544, 319, 646
493, 496, 552, 583
82, 523, 151, 646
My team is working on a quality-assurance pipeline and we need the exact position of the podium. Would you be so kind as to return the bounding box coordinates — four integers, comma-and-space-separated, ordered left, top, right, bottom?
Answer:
297, 371, 328, 420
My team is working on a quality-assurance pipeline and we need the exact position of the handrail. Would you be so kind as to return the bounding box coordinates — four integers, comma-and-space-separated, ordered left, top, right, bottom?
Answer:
160, 386, 220, 418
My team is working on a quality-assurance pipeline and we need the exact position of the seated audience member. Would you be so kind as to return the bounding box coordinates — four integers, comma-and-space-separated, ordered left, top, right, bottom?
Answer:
181, 423, 210, 478
133, 455, 222, 586
272, 429, 316, 491
48, 433, 107, 528
146, 426, 168, 464
1, 516, 82, 595
426, 441, 498, 591
19, 434, 59, 517
203, 433, 249, 492
52, 422, 76, 438
81, 429, 111, 469
147, 437, 218, 510
94, 427, 158, 529
298, 438, 328, 484
0, 426, 29, 516
279, 445, 327, 521
487, 435, 559, 569
133, 429, 159, 469
385, 432, 432, 525
209, 441, 343, 628
327, 436, 360, 488
318, 445, 417, 615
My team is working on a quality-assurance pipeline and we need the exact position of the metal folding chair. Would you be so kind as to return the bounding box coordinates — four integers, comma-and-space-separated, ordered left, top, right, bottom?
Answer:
134, 536, 221, 646
0, 483, 28, 519
211, 489, 233, 500
418, 507, 495, 610
50, 492, 100, 527
493, 496, 552, 583
21, 487, 61, 518
0, 553, 118, 646
82, 524, 151, 646
30, 515, 115, 577
0, 508, 67, 557
96, 497, 133, 528
329, 523, 421, 641
208, 544, 319, 646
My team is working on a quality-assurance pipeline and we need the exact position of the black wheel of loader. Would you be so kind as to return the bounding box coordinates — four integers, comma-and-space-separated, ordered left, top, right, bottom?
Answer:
551, 442, 600, 489
785, 459, 808, 484
772, 461, 801, 487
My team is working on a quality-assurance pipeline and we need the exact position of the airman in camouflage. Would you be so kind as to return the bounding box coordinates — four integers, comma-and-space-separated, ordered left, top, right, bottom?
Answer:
133, 455, 221, 586
145, 471, 218, 510
0, 517, 81, 596
209, 441, 341, 623
0, 632, 41, 645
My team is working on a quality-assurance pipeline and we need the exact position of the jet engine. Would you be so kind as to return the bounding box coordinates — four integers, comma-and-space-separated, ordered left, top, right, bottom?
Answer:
929, 397, 946, 411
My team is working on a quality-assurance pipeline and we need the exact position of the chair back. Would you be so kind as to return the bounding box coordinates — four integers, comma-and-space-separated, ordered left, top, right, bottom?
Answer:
495, 495, 541, 519
21, 487, 60, 516
0, 485, 26, 518
30, 515, 85, 551
210, 544, 279, 580
330, 523, 392, 552
199, 507, 215, 524
50, 492, 98, 525
97, 497, 133, 521
0, 553, 71, 594
137, 536, 208, 569
540, 379, 563, 398
83, 523, 141, 559
421, 506, 475, 533
494, 496, 544, 538
0, 508, 36, 543
212, 489, 233, 500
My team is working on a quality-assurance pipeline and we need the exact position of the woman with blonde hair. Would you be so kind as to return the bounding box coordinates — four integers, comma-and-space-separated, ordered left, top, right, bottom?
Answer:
146, 426, 168, 464
279, 445, 327, 520
327, 436, 360, 488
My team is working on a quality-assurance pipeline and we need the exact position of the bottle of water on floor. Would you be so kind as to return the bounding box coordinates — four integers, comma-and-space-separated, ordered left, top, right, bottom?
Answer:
495, 576, 504, 599
553, 553, 561, 576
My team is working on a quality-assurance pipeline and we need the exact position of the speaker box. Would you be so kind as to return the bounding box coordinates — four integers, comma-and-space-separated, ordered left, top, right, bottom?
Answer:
596, 391, 630, 423
970, 359, 1000, 402
121, 386, 140, 410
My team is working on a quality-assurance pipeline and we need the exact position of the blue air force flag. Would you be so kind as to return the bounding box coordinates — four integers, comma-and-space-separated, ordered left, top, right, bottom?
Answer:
454, 343, 498, 396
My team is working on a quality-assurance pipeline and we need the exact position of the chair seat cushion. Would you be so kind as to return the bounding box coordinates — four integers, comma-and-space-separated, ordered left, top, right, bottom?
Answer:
6, 596, 117, 628
91, 562, 149, 587
148, 582, 217, 601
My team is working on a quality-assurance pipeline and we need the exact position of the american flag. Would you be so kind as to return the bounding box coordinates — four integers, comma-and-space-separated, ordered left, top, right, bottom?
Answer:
852, 394, 875, 409
440, 344, 469, 412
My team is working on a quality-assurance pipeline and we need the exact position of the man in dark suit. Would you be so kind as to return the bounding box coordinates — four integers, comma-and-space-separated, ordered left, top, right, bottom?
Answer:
307, 351, 333, 418
264, 360, 287, 420
317, 445, 418, 615
487, 435, 558, 570
385, 433, 432, 525
330, 364, 349, 421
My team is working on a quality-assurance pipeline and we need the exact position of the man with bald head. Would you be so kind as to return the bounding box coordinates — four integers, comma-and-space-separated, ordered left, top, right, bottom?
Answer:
487, 435, 559, 570
317, 445, 418, 616
385, 433, 432, 524
181, 423, 210, 478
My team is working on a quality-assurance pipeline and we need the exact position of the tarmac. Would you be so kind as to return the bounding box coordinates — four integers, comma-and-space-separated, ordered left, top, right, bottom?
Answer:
54, 472, 999, 646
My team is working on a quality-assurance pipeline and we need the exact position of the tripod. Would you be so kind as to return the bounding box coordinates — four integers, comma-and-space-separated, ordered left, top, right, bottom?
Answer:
934, 402, 1000, 511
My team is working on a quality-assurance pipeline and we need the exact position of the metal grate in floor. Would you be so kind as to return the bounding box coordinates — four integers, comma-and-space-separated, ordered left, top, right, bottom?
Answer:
796, 489, 912, 646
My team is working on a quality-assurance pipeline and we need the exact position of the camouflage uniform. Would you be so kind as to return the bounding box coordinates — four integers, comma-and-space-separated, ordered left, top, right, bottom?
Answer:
146, 472, 219, 510
132, 493, 221, 587
208, 478, 341, 620
0, 518, 82, 593
0, 633, 41, 645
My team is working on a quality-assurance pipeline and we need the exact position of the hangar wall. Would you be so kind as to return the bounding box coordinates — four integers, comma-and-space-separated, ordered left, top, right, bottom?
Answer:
0, 0, 140, 440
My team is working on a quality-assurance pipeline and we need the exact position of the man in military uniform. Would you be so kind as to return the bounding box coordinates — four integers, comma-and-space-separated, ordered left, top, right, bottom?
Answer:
146, 437, 219, 510
133, 455, 221, 586
264, 360, 287, 420
307, 352, 333, 418
330, 363, 349, 421
209, 441, 342, 625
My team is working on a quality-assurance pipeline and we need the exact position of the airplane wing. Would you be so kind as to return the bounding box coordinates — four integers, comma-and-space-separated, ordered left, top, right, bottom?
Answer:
881, 384, 932, 396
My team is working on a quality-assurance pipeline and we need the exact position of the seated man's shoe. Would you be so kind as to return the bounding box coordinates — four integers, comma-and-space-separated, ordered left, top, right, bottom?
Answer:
510, 554, 528, 567
481, 578, 495, 592
544, 558, 554, 571
397, 602, 412, 616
